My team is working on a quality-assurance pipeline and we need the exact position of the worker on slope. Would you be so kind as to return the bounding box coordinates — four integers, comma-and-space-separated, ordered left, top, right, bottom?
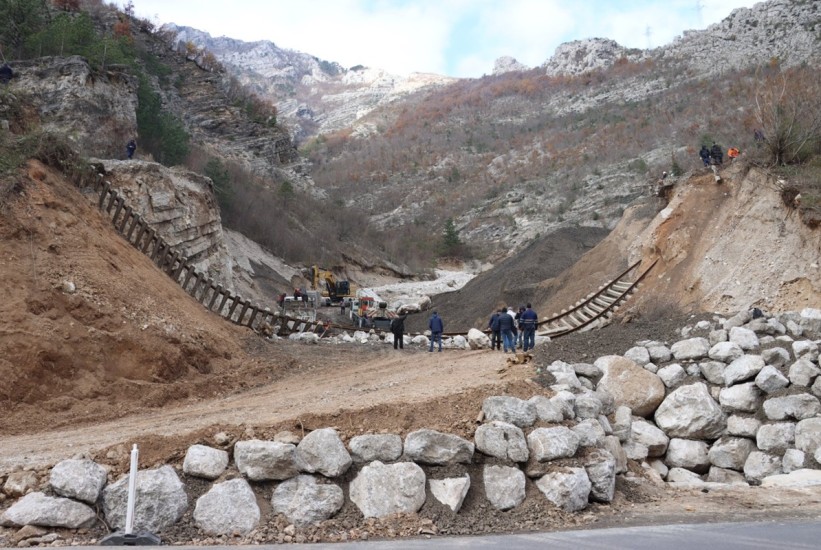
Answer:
488, 309, 502, 351
699, 145, 711, 167
728, 147, 740, 162
711, 142, 723, 165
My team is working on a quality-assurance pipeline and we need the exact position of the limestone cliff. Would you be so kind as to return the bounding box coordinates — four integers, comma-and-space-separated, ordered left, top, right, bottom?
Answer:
5, 56, 137, 159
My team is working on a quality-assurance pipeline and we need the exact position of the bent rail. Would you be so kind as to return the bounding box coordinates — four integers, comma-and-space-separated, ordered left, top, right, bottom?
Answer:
535, 259, 658, 339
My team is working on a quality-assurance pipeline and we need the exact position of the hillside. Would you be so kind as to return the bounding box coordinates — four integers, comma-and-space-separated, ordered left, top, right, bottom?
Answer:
174, 0, 821, 263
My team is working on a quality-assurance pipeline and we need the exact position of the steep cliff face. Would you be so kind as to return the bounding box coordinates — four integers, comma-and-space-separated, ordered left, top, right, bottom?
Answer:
542, 38, 643, 77
166, 24, 456, 141
96, 159, 233, 282
5, 56, 138, 159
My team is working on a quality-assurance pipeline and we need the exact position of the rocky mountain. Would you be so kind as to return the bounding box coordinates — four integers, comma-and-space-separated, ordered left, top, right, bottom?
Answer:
165, 24, 456, 144
159, 1, 819, 265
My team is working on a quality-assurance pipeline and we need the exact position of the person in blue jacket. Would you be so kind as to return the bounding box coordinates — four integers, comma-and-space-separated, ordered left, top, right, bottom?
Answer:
428, 311, 444, 352
520, 303, 538, 352
498, 307, 515, 353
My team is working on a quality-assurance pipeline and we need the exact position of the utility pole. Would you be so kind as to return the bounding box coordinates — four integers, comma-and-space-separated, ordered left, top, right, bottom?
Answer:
696, 0, 704, 27
645, 26, 653, 49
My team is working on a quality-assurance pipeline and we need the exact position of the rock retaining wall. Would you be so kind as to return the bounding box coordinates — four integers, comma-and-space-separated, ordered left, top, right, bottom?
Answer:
2, 308, 820, 544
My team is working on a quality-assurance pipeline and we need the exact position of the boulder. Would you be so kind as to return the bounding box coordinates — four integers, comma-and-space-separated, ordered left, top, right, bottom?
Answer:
793, 339, 819, 361
708, 437, 755, 471
706, 466, 748, 485
49, 459, 107, 504
194, 478, 259, 535
528, 427, 580, 462
756, 423, 796, 455
404, 429, 474, 465
755, 365, 789, 394
723, 355, 765, 386
763, 394, 821, 421
102, 466, 187, 532
429, 475, 470, 513
666, 468, 703, 484
743, 451, 782, 483
612, 405, 632, 442
572, 418, 606, 448
657, 364, 686, 388
602, 435, 628, 474
670, 337, 710, 360
528, 396, 564, 423
1, 492, 95, 528
623, 441, 649, 461
482, 396, 537, 428
782, 449, 806, 473
584, 450, 616, 502
647, 343, 672, 363
545, 361, 583, 388
799, 308, 821, 336
234, 440, 299, 481
624, 346, 650, 366
719, 382, 762, 413
296, 428, 352, 477
794, 417, 821, 455
654, 383, 726, 439
729, 327, 759, 351
183, 445, 229, 480
708, 329, 728, 346
573, 362, 602, 380
483, 465, 525, 511
762, 347, 791, 369
535, 468, 591, 512
630, 419, 669, 457
788, 358, 820, 387
348, 434, 403, 463
698, 361, 726, 385
3, 471, 38, 498
574, 394, 603, 419
708, 342, 744, 363
271, 475, 344, 526
550, 391, 576, 419
349, 461, 426, 518
594, 355, 665, 417
761, 469, 821, 488
474, 421, 529, 462
665, 439, 710, 473
726, 415, 761, 438
467, 328, 491, 349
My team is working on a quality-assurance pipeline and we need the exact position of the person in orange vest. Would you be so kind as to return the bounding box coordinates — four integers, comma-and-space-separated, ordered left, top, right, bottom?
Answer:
728, 147, 740, 162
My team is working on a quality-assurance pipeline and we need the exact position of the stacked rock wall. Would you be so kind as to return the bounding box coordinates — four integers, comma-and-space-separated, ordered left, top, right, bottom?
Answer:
2, 308, 820, 543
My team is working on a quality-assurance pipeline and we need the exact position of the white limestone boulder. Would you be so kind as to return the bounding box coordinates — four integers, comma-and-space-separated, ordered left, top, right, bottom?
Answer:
349, 461, 426, 518
654, 383, 726, 439
183, 445, 229, 480
429, 475, 470, 513
234, 440, 299, 481
296, 428, 352, 477
404, 429, 474, 465
348, 434, 403, 464
102, 466, 187, 532
194, 478, 259, 535
594, 355, 665, 417
535, 468, 591, 512
482, 396, 537, 427
271, 475, 344, 526
1, 492, 96, 528
483, 465, 525, 511
474, 421, 529, 462
49, 459, 107, 504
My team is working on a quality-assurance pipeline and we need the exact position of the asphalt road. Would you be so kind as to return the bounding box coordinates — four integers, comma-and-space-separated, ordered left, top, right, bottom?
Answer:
116, 519, 820, 550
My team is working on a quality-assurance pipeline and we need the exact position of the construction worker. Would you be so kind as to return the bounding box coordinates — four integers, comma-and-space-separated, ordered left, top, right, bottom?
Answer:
390, 314, 407, 350
728, 147, 740, 162
699, 145, 711, 166
125, 139, 137, 159
498, 307, 515, 353
0, 64, 13, 85
711, 143, 723, 165
488, 309, 502, 351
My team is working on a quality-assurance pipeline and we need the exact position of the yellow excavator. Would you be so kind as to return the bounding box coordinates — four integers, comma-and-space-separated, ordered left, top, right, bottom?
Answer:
311, 265, 354, 305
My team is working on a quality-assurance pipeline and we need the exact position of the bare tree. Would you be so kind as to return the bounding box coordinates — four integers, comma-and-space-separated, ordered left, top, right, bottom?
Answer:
754, 65, 821, 165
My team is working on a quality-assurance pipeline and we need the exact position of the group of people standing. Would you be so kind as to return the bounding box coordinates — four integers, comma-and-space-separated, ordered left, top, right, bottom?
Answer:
488, 304, 538, 353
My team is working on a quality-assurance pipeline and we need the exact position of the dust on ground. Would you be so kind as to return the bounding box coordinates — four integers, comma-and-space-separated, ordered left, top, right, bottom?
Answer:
2, 161, 821, 546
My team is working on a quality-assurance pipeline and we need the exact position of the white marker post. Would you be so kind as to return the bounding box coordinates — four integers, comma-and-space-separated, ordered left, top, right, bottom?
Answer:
99, 443, 161, 546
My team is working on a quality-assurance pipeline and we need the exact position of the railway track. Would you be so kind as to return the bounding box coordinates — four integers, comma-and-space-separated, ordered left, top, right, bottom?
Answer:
535, 259, 658, 339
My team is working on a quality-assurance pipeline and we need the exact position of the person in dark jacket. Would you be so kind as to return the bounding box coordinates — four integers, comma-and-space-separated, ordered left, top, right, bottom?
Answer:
390, 314, 407, 350
711, 143, 723, 165
699, 145, 711, 167
488, 309, 502, 351
498, 307, 515, 353
520, 303, 538, 352
126, 139, 137, 160
428, 311, 444, 352
0, 64, 13, 85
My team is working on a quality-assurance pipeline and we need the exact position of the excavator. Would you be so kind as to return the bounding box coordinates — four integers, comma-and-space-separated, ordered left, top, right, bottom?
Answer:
311, 265, 354, 305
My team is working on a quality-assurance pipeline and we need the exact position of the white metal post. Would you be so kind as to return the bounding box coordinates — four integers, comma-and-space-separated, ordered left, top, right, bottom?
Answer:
124, 444, 138, 535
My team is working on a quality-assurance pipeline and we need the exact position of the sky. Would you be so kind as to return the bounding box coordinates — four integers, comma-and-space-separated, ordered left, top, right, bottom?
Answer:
122, 0, 762, 78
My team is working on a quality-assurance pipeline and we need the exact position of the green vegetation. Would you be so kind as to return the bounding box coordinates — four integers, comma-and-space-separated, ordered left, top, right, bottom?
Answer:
135, 76, 190, 166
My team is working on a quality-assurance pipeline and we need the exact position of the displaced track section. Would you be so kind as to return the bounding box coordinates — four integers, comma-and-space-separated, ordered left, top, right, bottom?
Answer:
536, 259, 658, 339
